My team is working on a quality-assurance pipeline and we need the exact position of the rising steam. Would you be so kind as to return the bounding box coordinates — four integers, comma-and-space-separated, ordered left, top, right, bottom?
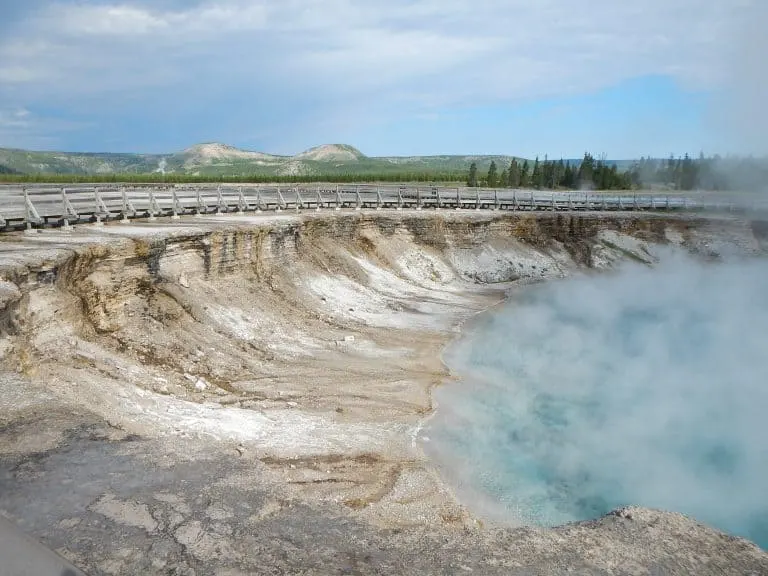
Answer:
426, 252, 768, 548
722, 1, 768, 157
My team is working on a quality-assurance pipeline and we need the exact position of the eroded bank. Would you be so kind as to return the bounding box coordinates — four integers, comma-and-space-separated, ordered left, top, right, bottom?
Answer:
1, 210, 767, 575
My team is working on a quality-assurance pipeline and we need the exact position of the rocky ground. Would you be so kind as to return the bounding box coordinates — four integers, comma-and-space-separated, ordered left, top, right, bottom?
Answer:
1, 210, 767, 575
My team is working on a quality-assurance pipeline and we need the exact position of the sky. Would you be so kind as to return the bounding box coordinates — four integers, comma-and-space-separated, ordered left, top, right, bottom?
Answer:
0, 0, 765, 158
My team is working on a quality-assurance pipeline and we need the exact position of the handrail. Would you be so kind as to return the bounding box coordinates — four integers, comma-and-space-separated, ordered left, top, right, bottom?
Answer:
0, 183, 757, 231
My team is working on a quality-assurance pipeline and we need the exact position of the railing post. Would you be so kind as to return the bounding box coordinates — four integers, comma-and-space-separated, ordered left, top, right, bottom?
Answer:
316, 186, 322, 211
93, 187, 109, 225
24, 187, 41, 231
61, 187, 78, 229
376, 186, 382, 210
171, 189, 182, 219
276, 186, 285, 212
512, 189, 518, 210
618, 195, 623, 210
397, 186, 403, 210
121, 187, 128, 222
148, 189, 160, 220
217, 185, 226, 214
355, 186, 362, 211
237, 186, 247, 214
335, 185, 341, 211
255, 187, 263, 213
666, 195, 670, 210
567, 192, 573, 211
295, 187, 304, 212
455, 187, 461, 210
475, 188, 480, 210
494, 189, 499, 210
195, 188, 204, 216
435, 187, 442, 210
61, 188, 70, 230
530, 190, 534, 211
120, 187, 134, 223
633, 193, 638, 210
416, 187, 422, 210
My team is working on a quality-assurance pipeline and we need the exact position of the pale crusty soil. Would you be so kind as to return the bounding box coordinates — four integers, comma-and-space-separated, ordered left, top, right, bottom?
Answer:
1, 210, 767, 575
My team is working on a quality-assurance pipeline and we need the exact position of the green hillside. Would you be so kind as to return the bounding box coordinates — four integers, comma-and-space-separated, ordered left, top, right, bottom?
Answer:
0, 143, 524, 180
5, 143, 750, 192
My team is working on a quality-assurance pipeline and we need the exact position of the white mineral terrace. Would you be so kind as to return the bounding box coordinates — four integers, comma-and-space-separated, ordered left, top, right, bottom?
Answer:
1, 207, 767, 574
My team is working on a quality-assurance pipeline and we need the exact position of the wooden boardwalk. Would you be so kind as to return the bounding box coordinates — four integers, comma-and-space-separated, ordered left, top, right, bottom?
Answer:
0, 183, 753, 231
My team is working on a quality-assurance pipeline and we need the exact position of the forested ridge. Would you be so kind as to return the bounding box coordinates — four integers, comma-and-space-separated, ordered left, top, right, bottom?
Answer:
467, 153, 768, 191
1, 152, 765, 191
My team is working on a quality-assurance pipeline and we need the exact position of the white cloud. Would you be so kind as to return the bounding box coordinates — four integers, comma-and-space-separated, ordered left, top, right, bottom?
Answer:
37, 2, 269, 36
293, 28, 505, 92
0, 108, 31, 129
0, 0, 762, 151
0, 66, 41, 83
52, 4, 168, 35
0, 107, 88, 149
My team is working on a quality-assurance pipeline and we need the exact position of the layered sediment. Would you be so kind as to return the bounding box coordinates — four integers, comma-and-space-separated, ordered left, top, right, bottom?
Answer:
1, 210, 767, 575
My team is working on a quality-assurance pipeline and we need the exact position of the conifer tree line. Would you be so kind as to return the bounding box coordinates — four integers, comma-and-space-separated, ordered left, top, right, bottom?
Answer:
627, 154, 768, 191
2, 154, 765, 190
467, 153, 768, 191
467, 154, 631, 190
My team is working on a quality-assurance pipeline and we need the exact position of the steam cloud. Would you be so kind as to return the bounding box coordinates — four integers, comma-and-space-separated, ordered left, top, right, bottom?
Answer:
426, 253, 768, 548
722, 1, 768, 157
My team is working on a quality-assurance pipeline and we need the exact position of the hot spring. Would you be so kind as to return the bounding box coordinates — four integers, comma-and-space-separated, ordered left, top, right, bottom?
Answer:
424, 254, 768, 548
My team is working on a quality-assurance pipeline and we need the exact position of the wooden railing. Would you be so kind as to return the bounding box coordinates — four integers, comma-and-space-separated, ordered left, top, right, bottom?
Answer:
0, 183, 758, 230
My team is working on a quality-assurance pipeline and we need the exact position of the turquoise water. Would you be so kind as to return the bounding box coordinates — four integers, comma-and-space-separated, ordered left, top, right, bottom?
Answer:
426, 256, 768, 548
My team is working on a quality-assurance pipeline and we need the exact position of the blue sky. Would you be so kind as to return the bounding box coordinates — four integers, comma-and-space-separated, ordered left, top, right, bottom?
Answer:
0, 0, 764, 158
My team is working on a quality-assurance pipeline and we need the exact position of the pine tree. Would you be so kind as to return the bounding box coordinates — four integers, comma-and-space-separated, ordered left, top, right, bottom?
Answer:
541, 159, 552, 189
596, 159, 609, 189
681, 153, 696, 190
578, 153, 595, 188
531, 156, 541, 189
508, 159, 520, 187
697, 151, 712, 189
608, 164, 619, 189
467, 162, 478, 187
674, 157, 683, 189
555, 159, 565, 188
666, 154, 676, 186
487, 161, 498, 188
520, 160, 530, 188
562, 163, 575, 189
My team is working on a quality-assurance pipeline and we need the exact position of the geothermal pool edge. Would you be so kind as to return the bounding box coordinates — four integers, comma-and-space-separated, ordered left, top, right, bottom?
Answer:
1, 210, 767, 574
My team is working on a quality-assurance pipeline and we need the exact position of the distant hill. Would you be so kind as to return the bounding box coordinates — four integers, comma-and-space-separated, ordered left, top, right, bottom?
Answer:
295, 144, 365, 162
0, 143, 531, 178
0, 148, 166, 175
